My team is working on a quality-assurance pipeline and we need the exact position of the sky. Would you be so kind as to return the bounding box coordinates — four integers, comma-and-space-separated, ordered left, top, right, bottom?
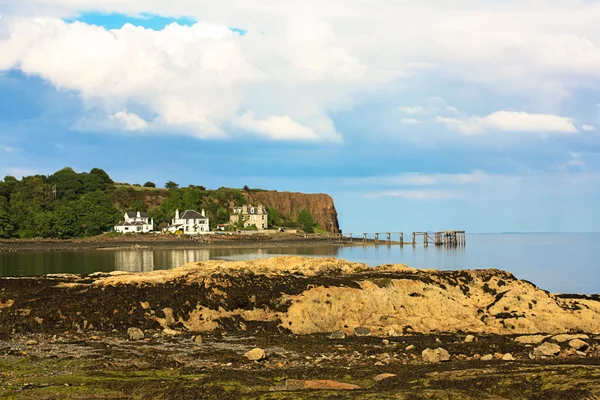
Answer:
1, 1, 600, 234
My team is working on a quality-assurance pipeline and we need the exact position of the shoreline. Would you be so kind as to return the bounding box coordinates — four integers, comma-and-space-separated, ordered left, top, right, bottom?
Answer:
0, 235, 387, 252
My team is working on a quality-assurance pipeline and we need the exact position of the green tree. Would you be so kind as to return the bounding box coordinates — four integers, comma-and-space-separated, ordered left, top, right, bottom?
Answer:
297, 209, 315, 233
165, 181, 179, 190
0, 197, 14, 238
267, 207, 283, 227
143, 181, 156, 188
49, 167, 84, 201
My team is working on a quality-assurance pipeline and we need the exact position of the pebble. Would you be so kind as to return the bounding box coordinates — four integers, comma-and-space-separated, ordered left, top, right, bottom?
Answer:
464, 335, 475, 343
244, 347, 266, 361
192, 335, 203, 344
422, 347, 450, 364
329, 331, 346, 340
405, 344, 416, 351
502, 353, 515, 361
375, 373, 396, 382
353, 327, 371, 337
127, 327, 144, 341
162, 328, 181, 336
481, 354, 494, 361
382, 339, 390, 345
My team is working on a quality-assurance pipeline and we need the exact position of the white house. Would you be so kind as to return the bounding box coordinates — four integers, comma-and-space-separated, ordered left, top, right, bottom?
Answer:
165, 209, 210, 234
114, 211, 154, 233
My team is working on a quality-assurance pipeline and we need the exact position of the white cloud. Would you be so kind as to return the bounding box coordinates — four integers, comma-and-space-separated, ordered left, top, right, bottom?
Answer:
348, 170, 490, 187
436, 111, 578, 135
365, 190, 460, 200
2, 2, 600, 141
0, 17, 362, 141
234, 111, 324, 141
582, 125, 596, 131
400, 118, 421, 125
0, 145, 15, 153
399, 106, 425, 115
110, 111, 148, 131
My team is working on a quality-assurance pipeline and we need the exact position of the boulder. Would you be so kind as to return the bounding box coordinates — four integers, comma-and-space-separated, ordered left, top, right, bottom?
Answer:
353, 327, 371, 337
464, 335, 475, 343
127, 327, 144, 341
481, 354, 493, 361
502, 353, 515, 361
533, 342, 561, 357
422, 347, 451, 364
244, 347, 266, 361
514, 335, 548, 345
552, 334, 589, 343
569, 339, 589, 351
192, 335, 203, 344
329, 331, 346, 340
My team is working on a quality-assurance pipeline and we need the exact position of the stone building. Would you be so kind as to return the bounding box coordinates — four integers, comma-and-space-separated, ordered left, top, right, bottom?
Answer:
230, 204, 268, 230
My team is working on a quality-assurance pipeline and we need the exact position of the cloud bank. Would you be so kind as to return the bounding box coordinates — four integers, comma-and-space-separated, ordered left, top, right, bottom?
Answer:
2, 0, 600, 141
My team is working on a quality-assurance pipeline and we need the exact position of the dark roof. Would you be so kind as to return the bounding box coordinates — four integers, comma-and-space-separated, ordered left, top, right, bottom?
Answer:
180, 210, 206, 220
125, 211, 149, 218
115, 221, 147, 227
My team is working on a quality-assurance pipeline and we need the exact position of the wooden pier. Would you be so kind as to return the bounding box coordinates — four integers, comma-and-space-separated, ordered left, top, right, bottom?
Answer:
345, 230, 466, 247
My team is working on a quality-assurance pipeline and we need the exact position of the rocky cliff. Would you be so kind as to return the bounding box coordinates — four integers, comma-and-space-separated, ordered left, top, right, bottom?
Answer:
2, 257, 599, 336
247, 191, 340, 233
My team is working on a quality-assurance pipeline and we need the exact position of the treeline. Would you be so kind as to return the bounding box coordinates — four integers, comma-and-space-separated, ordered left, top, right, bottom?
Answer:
0, 167, 320, 238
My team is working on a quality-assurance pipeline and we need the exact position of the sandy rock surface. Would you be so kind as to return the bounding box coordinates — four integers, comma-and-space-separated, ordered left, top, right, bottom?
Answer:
1, 256, 600, 337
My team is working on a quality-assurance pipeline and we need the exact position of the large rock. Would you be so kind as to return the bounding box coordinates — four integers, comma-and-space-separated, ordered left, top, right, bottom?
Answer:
533, 342, 561, 357
244, 347, 266, 361
552, 334, 590, 343
569, 339, 589, 351
514, 335, 549, 345
127, 327, 144, 341
3, 256, 600, 337
422, 348, 451, 363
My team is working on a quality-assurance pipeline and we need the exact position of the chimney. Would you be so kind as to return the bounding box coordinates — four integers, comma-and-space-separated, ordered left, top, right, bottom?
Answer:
137, 211, 141, 218
201, 209, 205, 217
175, 209, 180, 220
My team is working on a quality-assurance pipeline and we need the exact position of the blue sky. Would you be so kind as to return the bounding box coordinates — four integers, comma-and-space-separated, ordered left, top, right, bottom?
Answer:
1, 2, 600, 233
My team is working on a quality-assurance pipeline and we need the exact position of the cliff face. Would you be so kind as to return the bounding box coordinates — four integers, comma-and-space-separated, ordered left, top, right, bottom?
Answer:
247, 191, 340, 233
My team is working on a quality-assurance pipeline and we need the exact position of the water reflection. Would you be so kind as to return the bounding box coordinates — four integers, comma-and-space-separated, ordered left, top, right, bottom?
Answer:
114, 250, 155, 272
114, 249, 211, 272
2, 234, 600, 294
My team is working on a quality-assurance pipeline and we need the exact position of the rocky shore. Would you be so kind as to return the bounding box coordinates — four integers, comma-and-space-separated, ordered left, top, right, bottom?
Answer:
0, 234, 359, 252
1, 256, 599, 399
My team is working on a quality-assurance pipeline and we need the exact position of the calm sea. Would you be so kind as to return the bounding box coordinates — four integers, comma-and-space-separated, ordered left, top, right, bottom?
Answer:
0, 233, 598, 294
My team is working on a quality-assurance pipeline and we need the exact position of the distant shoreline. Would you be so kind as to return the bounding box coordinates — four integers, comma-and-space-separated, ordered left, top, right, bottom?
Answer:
0, 234, 386, 252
